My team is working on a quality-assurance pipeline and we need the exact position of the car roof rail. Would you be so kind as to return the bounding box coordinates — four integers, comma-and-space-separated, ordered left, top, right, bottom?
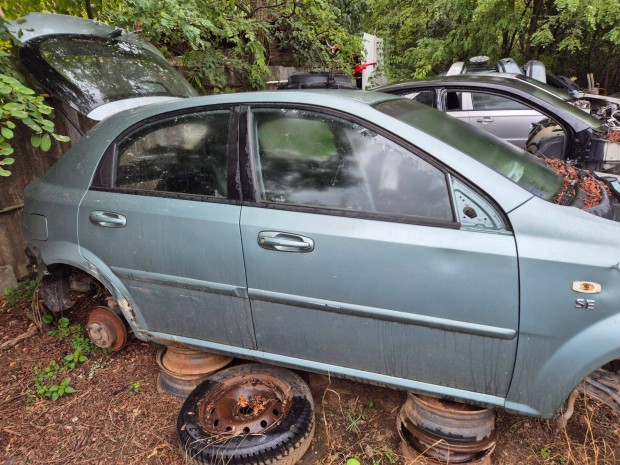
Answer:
278, 72, 356, 90
524, 60, 547, 83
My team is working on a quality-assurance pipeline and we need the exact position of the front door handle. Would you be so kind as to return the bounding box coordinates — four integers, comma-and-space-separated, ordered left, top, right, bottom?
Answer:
476, 116, 494, 124
258, 231, 314, 252
89, 211, 127, 228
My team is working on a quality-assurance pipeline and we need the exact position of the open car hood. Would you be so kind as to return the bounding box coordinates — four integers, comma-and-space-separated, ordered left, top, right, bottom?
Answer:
6, 13, 197, 121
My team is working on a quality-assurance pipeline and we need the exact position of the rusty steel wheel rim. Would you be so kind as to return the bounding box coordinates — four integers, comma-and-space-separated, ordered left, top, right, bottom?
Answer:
198, 373, 292, 436
86, 306, 127, 351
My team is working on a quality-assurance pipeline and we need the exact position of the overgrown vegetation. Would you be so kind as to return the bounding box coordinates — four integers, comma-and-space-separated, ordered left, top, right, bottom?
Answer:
100, 0, 364, 92
3, 275, 40, 309
0, 24, 70, 176
30, 315, 106, 402
369, 0, 620, 91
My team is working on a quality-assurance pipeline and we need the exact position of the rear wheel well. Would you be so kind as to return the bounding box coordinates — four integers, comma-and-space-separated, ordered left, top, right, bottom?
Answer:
38, 264, 109, 313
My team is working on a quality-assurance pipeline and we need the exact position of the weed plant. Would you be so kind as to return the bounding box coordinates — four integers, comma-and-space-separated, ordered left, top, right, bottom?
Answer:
3, 276, 40, 309
30, 315, 107, 402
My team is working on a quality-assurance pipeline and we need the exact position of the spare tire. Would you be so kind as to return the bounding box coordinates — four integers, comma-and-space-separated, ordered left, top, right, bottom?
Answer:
177, 363, 314, 465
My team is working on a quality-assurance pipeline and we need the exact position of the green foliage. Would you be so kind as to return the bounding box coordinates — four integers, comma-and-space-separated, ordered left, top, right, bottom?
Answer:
371, 447, 399, 465
0, 0, 91, 19
540, 446, 552, 459
0, 20, 70, 176
0, 72, 70, 176
30, 316, 97, 402
47, 316, 96, 355
100, 0, 363, 92
269, 0, 363, 71
345, 410, 366, 433
3, 275, 40, 309
32, 358, 78, 401
128, 381, 141, 396
33, 368, 76, 401
369, 0, 620, 91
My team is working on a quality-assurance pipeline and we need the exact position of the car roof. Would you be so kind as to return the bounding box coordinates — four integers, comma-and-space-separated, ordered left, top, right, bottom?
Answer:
106, 89, 402, 122
375, 74, 607, 134
376, 74, 569, 97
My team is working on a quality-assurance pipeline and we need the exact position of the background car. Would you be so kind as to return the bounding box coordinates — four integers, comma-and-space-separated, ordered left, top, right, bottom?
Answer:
377, 74, 620, 173
446, 56, 581, 96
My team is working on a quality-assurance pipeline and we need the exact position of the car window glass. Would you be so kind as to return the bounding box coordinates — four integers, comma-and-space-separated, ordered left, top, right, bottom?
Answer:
471, 93, 529, 111
374, 98, 564, 201
115, 110, 230, 197
251, 108, 454, 222
444, 91, 463, 111
401, 90, 436, 108
34, 37, 197, 115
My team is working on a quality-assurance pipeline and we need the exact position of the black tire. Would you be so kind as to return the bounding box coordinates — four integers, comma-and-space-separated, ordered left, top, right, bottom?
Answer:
177, 363, 314, 465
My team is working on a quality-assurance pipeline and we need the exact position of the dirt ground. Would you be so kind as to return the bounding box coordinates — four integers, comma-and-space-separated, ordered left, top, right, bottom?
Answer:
1, 292, 619, 465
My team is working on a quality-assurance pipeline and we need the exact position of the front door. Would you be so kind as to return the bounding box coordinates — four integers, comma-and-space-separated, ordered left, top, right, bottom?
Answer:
240, 106, 519, 397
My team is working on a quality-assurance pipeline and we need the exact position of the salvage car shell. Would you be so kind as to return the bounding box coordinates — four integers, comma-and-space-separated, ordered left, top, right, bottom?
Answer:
376, 74, 616, 172
21, 89, 620, 419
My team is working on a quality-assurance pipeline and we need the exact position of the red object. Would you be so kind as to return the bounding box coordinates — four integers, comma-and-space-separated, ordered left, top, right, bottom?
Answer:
353, 62, 377, 75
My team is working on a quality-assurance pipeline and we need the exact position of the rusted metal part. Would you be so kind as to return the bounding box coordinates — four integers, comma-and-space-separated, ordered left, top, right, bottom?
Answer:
157, 370, 208, 399
402, 394, 495, 442
160, 346, 233, 376
397, 393, 495, 464
197, 372, 292, 435
39, 269, 74, 313
85, 306, 127, 351
583, 368, 620, 413
556, 388, 579, 429
156, 347, 233, 398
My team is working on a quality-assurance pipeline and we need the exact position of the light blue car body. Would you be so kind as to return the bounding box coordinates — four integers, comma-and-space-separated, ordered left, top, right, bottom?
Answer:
22, 90, 620, 419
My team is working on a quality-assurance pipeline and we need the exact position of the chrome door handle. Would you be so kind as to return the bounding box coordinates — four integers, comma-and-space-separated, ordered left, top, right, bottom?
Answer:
476, 116, 494, 124
89, 211, 127, 228
258, 231, 314, 252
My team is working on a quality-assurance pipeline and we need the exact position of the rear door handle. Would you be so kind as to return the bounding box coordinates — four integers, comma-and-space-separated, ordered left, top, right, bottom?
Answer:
89, 211, 127, 228
476, 116, 494, 124
258, 231, 314, 252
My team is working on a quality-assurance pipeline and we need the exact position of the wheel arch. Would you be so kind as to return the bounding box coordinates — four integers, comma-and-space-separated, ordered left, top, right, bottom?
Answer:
506, 314, 620, 417
29, 242, 147, 337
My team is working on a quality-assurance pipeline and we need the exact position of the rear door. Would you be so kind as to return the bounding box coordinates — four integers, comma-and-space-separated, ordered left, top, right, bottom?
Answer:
78, 108, 255, 349
466, 92, 544, 147
240, 105, 520, 397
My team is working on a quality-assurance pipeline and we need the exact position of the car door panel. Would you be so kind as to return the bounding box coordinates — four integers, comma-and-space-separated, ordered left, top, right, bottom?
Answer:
241, 207, 518, 395
78, 109, 256, 349
468, 92, 544, 147
240, 107, 519, 397
80, 190, 255, 348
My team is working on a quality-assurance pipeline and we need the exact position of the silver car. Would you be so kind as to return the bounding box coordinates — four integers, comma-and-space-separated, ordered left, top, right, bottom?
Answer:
377, 74, 620, 173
